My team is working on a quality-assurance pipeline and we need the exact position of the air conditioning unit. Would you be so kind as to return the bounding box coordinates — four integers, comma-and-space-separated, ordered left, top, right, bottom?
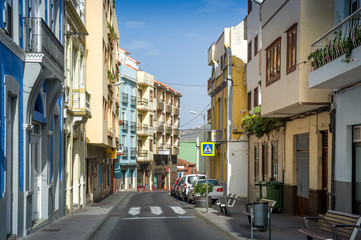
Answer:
354, 126, 361, 142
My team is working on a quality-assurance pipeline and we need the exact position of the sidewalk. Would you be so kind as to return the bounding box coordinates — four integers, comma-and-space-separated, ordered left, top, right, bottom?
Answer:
191, 198, 305, 240
21, 191, 306, 240
21, 191, 133, 240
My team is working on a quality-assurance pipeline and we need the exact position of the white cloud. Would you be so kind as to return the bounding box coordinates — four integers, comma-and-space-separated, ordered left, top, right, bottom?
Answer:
124, 21, 144, 28
199, 0, 236, 12
184, 33, 204, 40
125, 40, 161, 56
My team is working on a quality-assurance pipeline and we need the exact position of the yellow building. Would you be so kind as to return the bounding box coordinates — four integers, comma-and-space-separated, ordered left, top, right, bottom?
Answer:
85, 0, 119, 203
153, 80, 181, 190
207, 21, 248, 197
64, 0, 91, 214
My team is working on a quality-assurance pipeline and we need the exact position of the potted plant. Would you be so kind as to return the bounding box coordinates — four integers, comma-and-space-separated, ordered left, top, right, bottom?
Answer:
193, 182, 214, 208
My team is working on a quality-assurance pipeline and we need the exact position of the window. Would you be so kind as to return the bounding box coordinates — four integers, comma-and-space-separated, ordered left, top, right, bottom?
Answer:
150, 139, 153, 152
254, 143, 259, 181
254, 35, 258, 56
254, 87, 259, 107
150, 90, 153, 102
262, 143, 268, 180
3, 0, 13, 37
272, 141, 278, 181
150, 115, 153, 127
248, 41, 252, 62
247, 91, 252, 111
286, 24, 297, 74
266, 38, 281, 85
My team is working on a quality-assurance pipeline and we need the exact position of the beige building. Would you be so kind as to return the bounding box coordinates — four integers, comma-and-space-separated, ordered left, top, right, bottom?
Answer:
259, 0, 333, 216
136, 71, 156, 188
153, 80, 181, 190
64, 0, 91, 214
85, 0, 119, 203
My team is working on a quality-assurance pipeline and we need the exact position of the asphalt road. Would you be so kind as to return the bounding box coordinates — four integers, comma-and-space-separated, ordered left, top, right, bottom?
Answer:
89, 191, 235, 240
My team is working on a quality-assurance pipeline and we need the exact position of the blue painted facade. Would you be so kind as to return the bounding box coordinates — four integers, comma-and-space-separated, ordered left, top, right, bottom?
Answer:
115, 61, 138, 190
0, 0, 65, 238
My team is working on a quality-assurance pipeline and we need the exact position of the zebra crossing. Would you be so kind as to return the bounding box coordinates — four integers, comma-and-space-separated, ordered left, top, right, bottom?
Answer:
124, 205, 194, 220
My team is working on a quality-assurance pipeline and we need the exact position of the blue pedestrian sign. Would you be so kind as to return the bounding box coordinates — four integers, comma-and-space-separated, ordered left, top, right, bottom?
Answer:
201, 142, 215, 156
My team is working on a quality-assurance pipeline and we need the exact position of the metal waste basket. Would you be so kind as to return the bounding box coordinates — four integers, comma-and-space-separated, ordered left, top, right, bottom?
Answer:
253, 202, 268, 227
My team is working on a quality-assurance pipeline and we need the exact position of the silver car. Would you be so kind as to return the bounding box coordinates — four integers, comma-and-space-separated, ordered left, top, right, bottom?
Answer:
188, 179, 224, 203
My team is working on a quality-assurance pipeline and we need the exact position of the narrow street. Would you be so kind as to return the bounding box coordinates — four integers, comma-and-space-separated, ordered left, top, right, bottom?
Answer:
89, 192, 235, 240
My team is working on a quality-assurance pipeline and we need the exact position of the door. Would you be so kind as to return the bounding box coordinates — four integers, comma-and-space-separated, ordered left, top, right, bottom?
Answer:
31, 124, 41, 221
296, 134, 310, 216
353, 142, 361, 215
6, 96, 13, 236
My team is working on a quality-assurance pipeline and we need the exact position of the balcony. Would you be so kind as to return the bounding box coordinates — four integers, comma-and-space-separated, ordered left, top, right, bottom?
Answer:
156, 122, 164, 132
122, 120, 129, 131
130, 121, 136, 132
211, 129, 222, 144
208, 78, 212, 95
207, 108, 211, 124
165, 104, 172, 113
137, 98, 149, 111
165, 124, 172, 134
137, 150, 153, 162
165, 144, 171, 149
107, 83, 114, 95
172, 107, 180, 116
122, 147, 129, 157
68, 88, 92, 119
130, 96, 137, 106
157, 100, 164, 111
137, 124, 152, 136
107, 130, 113, 139
122, 93, 129, 104
309, 9, 361, 89
172, 147, 179, 155
172, 128, 179, 135
130, 147, 136, 157
24, 17, 64, 71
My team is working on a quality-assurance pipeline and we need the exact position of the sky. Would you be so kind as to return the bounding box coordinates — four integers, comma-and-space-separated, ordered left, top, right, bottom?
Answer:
115, 0, 248, 129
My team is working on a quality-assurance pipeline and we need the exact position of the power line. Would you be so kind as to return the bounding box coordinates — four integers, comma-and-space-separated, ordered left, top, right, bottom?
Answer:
180, 103, 211, 128
161, 82, 206, 87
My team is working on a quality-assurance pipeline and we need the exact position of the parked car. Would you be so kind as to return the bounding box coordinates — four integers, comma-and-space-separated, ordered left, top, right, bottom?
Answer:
188, 178, 224, 203
171, 178, 181, 196
179, 174, 206, 201
174, 178, 184, 199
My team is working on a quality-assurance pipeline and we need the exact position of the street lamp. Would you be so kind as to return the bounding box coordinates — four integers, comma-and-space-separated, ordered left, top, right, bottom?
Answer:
190, 110, 209, 213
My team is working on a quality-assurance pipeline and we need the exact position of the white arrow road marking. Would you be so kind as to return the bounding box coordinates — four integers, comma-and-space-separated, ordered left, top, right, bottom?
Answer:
150, 206, 163, 215
128, 207, 140, 216
170, 206, 186, 215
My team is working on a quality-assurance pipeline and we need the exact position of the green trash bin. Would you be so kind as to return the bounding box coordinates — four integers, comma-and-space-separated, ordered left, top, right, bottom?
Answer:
259, 181, 283, 212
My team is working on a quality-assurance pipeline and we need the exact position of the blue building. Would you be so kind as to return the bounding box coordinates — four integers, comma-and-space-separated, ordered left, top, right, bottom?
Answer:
1, 0, 65, 238
114, 48, 139, 190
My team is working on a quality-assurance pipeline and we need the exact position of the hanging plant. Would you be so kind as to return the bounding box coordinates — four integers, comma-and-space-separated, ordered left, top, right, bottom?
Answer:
241, 106, 285, 138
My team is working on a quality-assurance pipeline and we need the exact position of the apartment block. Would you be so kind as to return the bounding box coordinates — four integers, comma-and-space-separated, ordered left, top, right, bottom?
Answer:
153, 80, 181, 190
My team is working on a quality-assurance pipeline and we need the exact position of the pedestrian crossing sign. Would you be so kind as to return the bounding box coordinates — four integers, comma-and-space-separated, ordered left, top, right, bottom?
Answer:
201, 142, 215, 156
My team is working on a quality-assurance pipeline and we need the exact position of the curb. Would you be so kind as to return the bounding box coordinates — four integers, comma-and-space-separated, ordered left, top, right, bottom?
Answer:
84, 191, 134, 240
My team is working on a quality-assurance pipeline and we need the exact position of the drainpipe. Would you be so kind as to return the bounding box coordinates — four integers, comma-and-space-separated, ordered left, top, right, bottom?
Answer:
225, 44, 232, 195
330, 93, 336, 210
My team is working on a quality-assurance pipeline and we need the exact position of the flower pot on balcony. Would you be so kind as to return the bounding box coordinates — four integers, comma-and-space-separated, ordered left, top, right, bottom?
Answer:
194, 197, 211, 208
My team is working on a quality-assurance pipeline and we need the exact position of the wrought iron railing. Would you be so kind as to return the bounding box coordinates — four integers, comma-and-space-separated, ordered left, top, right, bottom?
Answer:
122, 120, 129, 131
130, 121, 136, 132
130, 95, 137, 106
24, 17, 64, 70
122, 147, 128, 157
130, 147, 136, 157
122, 93, 129, 104
310, 8, 361, 70
137, 98, 148, 107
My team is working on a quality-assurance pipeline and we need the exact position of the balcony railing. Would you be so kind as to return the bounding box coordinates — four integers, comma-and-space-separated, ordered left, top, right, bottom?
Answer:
207, 108, 212, 124
173, 107, 180, 116
156, 143, 164, 148
157, 100, 164, 111
122, 93, 129, 104
211, 129, 222, 143
130, 121, 136, 132
130, 96, 137, 106
137, 150, 148, 157
165, 125, 172, 134
310, 8, 361, 71
130, 147, 136, 157
122, 120, 129, 131
24, 17, 64, 70
165, 104, 172, 113
122, 147, 129, 157
137, 124, 149, 133
137, 98, 148, 108
172, 128, 179, 135
71, 88, 91, 113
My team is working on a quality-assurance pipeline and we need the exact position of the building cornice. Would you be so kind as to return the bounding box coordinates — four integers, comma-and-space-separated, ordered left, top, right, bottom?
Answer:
0, 29, 26, 60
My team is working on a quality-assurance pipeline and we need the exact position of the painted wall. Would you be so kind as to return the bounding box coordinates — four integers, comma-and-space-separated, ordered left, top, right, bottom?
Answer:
261, 0, 332, 117
334, 85, 361, 212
